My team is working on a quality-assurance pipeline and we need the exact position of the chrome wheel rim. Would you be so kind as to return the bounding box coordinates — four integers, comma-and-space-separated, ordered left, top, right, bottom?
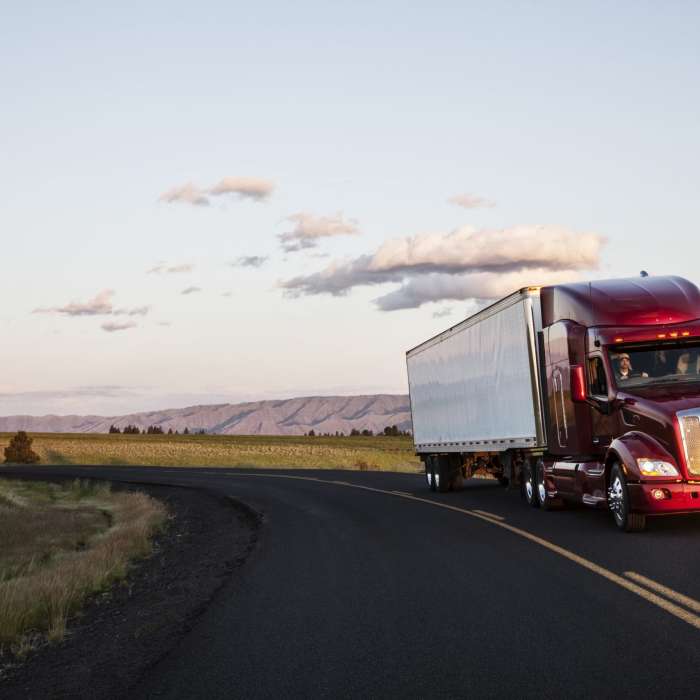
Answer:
525, 478, 533, 501
426, 468, 432, 487
538, 482, 546, 504
608, 475, 625, 522
435, 472, 440, 489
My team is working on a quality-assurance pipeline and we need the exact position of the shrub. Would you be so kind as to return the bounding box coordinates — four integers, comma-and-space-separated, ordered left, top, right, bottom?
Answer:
4, 432, 40, 464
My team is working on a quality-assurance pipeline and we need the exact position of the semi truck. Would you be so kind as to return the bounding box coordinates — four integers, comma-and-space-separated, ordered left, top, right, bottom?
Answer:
405, 275, 700, 532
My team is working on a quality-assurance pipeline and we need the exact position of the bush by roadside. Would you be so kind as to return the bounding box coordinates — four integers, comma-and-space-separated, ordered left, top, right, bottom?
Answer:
4, 432, 40, 464
0, 479, 167, 656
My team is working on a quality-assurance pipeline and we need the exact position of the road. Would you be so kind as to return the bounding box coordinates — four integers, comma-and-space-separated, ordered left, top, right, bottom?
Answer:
4, 465, 700, 698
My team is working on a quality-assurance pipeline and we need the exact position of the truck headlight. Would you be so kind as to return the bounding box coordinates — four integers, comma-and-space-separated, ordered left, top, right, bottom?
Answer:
637, 458, 679, 477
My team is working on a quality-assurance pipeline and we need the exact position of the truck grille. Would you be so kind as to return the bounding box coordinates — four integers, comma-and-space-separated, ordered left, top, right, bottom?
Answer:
678, 411, 700, 477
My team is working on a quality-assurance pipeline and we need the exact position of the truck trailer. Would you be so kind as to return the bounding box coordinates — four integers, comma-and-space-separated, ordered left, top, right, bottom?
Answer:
406, 275, 700, 531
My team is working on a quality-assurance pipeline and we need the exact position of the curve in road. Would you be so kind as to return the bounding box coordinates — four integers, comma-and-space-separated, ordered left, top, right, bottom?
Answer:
3, 465, 700, 699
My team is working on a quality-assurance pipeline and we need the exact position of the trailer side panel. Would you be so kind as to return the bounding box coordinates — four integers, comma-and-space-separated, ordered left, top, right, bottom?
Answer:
407, 290, 544, 452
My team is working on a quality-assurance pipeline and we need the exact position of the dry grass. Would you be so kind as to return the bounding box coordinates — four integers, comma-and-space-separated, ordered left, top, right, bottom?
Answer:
0, 433, 422, 473
0, 478, 167, 655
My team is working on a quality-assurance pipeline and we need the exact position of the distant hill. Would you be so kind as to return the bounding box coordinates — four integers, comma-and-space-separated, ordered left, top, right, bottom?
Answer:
0, 394, 412, 436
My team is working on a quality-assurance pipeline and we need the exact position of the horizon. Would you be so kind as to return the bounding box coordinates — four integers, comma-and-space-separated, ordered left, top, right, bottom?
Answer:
3, 1, 699, 415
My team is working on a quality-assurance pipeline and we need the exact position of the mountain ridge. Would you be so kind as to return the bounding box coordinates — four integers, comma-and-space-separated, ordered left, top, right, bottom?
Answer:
0, 394, 412, 435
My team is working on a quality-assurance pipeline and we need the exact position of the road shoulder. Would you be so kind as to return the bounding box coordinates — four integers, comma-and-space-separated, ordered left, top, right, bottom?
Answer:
0, 480, 260, 699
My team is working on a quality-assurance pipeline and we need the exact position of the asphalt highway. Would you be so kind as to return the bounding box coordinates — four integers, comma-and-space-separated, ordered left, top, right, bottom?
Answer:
4, 465, 700, 699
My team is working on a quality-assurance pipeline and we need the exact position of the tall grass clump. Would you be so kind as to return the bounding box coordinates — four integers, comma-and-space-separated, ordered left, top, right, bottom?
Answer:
0, 479, 167, 655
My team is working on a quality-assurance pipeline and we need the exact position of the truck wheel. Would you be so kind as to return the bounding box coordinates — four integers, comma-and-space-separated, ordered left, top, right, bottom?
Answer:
522, 462, 539, 508
608, 464, 646, 532
536, 460, 563, 510
425, 458, 436, 492
435, 457, 450, 493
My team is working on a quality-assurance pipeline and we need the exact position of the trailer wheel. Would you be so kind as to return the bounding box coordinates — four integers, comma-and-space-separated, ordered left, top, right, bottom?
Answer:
608, 464, 646, 532
536, 459, 563, 510
522, 462, 539, 508
425, 458, 436, 492
435, 457, 450, 493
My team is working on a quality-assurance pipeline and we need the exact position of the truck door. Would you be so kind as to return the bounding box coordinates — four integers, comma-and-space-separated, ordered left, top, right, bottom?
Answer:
543, 320, 591, 458
587, 355, 615, 452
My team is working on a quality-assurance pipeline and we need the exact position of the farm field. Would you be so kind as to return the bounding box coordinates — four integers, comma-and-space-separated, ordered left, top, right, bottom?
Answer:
0, 433, 423, 473
0, 479, 166, 654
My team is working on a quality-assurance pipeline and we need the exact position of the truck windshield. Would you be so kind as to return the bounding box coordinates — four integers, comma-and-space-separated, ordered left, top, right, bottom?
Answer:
608, 341, 700, 389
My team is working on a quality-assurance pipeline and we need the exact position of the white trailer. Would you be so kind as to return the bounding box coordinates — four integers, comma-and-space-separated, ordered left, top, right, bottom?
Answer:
406, 288, 547, 491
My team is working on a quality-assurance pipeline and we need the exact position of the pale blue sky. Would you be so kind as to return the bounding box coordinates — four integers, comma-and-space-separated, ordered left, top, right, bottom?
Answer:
2, 1, 699, 414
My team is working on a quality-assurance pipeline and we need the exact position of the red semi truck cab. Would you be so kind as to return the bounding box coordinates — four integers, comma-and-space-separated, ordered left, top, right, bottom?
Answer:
538, 275, 700, 530
407, 275, 700, 531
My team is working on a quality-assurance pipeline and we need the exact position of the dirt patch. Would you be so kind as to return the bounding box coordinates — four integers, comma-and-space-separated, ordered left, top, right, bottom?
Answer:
0, 481, 260, 699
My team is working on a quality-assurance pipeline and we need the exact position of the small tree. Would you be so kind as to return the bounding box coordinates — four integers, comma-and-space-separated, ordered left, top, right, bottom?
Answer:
4, 431, 40, 464
109, 424, 121, 434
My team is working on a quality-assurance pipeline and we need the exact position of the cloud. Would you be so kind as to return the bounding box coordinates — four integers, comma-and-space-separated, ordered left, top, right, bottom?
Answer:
208, 177, 275, 201
159, 183, 209, 207
34, 290, 150, 318
148, 263, 195, 274
375, 268, 582, 311
159, 176, 274, 207
34, 290, 115, 316
279, 212, 360, 252
230, 256, 268, 268
448, 193, 496, 209
101, 321, 137, 332
181, 286, 202, 295
432, 307, 453, 318
281, 224, 605, 310
114, 306, 150, 317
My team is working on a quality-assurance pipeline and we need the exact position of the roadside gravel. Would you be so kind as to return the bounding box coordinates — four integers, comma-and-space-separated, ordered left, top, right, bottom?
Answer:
0, 480, 260, 699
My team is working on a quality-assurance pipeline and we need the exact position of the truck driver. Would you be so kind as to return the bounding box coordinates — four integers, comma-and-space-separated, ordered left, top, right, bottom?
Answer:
615, 352, 648, 381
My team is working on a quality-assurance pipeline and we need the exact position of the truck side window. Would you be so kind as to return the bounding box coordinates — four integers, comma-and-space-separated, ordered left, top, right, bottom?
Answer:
588, 357, 608, 396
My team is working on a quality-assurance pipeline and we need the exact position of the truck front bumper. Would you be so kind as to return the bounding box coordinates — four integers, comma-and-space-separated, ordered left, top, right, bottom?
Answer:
629, 482, 700, 514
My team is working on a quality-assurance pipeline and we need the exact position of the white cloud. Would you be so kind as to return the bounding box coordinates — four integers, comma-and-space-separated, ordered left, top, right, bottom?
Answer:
281, 224, 605, 310
448, 193, 496, 209
375, 268, 583, 311
279, 212, 360, 252
34, 290, 150, 318
159, 176, 274, 207
230, 256, 268, 268
101, 321, 137, 332
159, 183, 209, 207
34, 290, 115, 316
208, 177, 275, 201
148, 263, 195, 274
432, 307, 453, 318
367, 225, 602, 274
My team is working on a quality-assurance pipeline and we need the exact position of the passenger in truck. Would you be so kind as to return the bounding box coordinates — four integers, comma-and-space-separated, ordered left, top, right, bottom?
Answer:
676, 351, 700, 375
614, 353, 648, 380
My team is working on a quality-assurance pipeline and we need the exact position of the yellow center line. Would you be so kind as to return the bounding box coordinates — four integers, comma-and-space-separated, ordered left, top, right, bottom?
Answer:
624, 572, 700, 613
223, 471, 700, 631
472, 509, 505, 522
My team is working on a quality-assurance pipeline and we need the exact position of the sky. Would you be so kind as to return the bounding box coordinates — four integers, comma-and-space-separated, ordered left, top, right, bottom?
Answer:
1, 1, 699, 415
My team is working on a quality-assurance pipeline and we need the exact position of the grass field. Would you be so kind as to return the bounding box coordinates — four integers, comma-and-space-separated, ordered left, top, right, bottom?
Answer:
0, 478, 167, 655
0, 433, 422, 472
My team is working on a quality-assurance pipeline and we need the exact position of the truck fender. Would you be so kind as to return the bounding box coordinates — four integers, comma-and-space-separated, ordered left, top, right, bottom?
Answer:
606, 431, 680, 483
